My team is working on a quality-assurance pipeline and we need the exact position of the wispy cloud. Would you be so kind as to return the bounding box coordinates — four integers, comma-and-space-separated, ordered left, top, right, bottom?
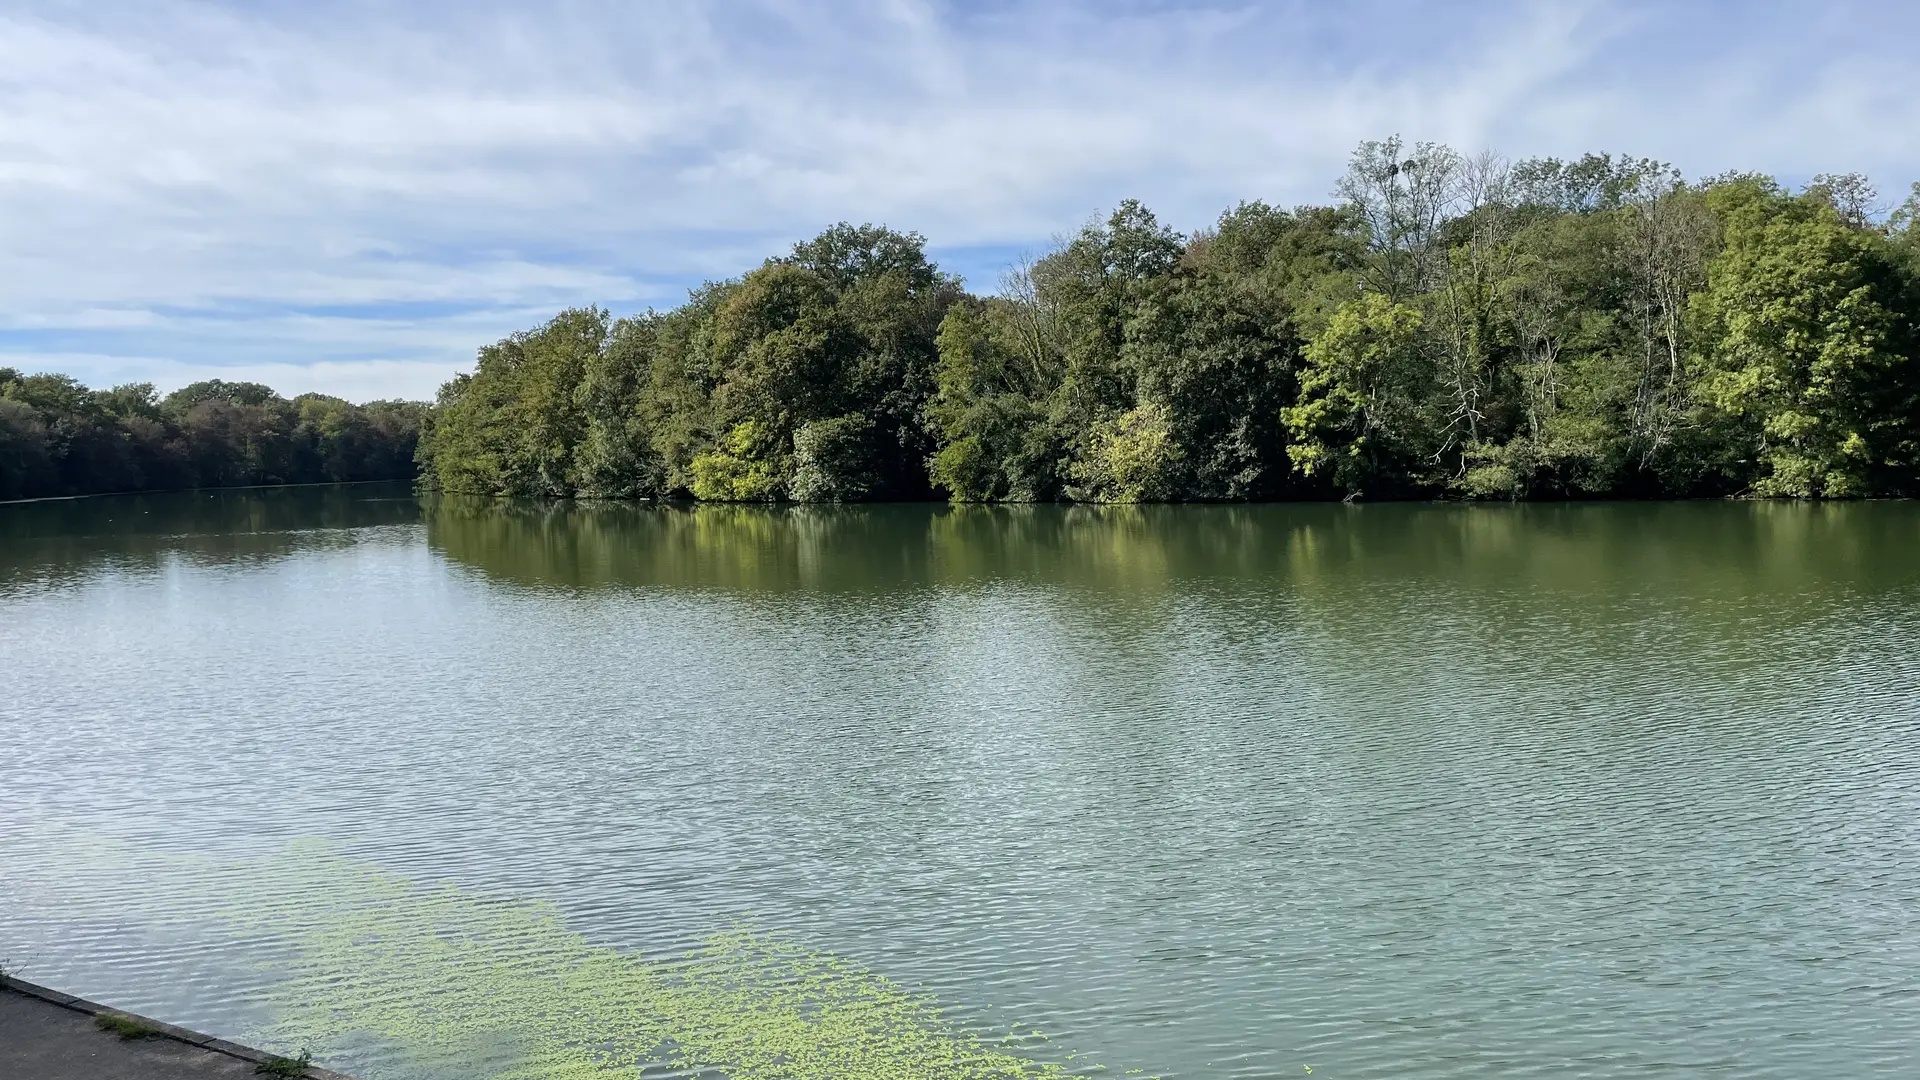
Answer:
2, 0, 1916, 400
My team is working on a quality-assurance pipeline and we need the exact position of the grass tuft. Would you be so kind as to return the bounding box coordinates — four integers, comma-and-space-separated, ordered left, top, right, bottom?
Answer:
95, 1012, 164, 1039
255, 1049, 314, 1078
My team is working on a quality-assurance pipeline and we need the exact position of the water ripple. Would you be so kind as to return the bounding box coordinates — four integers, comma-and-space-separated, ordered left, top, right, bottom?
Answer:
4, 495, 1920, 1078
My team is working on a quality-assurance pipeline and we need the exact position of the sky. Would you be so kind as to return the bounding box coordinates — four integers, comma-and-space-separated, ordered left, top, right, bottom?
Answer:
3, 1, 1918, 403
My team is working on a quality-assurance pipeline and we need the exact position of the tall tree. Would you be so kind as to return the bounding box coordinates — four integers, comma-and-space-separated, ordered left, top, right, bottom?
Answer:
1689, 181, 1920, 496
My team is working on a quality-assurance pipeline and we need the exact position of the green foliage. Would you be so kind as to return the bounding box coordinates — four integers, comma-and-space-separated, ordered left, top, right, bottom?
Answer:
0, 369, 424, 500
1688, 182, 1920, 496
420, 307, 608, 496
164, 379, 282, 410
570, 315, 664, 497
423, 224, 957, 502
690, 419, 786, 501
791, 413, 880, 502
925, 300, 1058, 501
1069, 402, 1183, 502
1891, 182, 1920, 270
1283, 294, 1431, 493
25, 145, 1904, 507
0, 396, 53, 499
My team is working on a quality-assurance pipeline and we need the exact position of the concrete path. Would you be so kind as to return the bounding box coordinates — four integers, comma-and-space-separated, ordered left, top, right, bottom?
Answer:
0, 978, 350, 1080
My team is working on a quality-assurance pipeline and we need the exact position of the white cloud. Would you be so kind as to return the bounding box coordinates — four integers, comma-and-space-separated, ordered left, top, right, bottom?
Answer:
2, 0, 1917, 400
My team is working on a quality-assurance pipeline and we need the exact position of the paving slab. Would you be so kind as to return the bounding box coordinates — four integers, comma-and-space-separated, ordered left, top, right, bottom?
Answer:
0, 979, 351, 1080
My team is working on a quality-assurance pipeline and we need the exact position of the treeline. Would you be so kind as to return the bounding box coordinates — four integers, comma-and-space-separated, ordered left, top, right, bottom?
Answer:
422, 141, 1920, 501
0, 372, 428, 501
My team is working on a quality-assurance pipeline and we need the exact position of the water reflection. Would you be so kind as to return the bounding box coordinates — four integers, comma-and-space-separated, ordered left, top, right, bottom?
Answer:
10, 489, 1915, 598
0, 483, 420, 590
423, 494, 1920, 597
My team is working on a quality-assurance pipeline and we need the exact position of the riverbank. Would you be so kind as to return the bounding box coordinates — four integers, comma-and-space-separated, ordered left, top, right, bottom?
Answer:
0, 975, 350, 1080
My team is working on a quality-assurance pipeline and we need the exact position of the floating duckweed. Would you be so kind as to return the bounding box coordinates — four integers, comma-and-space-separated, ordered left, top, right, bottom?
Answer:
4, 830, 1151, 1079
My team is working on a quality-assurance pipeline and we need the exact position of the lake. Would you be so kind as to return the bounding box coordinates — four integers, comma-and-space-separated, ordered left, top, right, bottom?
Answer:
3, 486, 1918, 1078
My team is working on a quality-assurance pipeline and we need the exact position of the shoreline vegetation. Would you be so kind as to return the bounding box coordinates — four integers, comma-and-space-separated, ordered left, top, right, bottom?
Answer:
8, 139, 1920, 505
0, 376, 425, 502
418, 140, 1920, 503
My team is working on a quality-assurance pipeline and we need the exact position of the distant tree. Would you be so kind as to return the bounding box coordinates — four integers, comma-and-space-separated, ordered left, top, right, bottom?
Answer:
0, 367, 422, 499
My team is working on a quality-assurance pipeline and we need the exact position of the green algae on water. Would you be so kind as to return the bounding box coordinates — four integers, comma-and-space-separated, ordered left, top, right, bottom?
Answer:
3, 830, 1140, 1079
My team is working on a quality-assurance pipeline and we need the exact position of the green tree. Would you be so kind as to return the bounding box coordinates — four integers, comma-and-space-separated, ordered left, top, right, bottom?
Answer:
925, 300, 1056, 501
790, 414, 880, 502
0, 368, 420, 499
1120, 202, 1354, 500
0, 395, 53, 499
400, 141, 1920, 506
1283, 294, 1433, 495
672, 224, 957, 500
424, 308, 606, 495
1689, 182, 1920, 496
572, 316, 665, 497
1891, 182, 1920, 272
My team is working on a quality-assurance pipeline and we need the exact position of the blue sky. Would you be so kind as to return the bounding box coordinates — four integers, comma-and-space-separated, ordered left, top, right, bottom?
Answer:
3, 0, 1917, 402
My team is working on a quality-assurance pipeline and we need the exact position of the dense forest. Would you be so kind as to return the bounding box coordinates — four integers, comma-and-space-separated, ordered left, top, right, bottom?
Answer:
419, 140, 1920, 502
0, 372, 426, 501
10, 140, 1920, 505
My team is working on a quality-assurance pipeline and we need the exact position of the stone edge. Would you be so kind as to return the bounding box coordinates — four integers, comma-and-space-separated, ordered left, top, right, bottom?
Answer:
0, 975, 354, 1080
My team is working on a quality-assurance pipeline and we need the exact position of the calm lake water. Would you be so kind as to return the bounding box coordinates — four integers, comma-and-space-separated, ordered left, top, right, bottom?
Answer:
3, 486, 1918, 1078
